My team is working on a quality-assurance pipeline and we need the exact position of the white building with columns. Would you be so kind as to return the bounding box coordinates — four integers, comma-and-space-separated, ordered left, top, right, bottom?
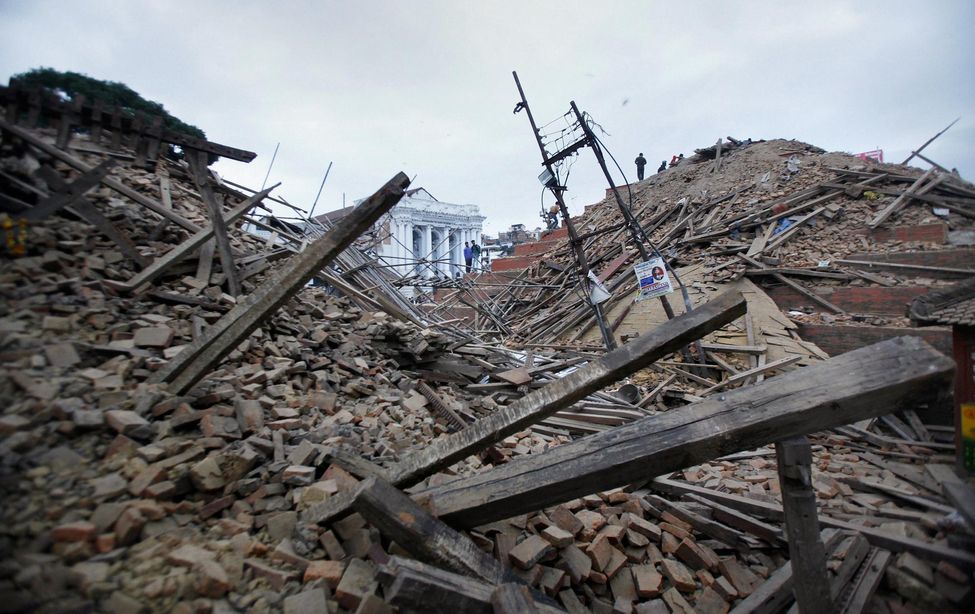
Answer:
316, 188, 485, 294
378, 188, 485, 282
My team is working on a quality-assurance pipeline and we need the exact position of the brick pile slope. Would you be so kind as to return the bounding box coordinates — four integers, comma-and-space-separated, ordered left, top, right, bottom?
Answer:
492, 138, 974, 353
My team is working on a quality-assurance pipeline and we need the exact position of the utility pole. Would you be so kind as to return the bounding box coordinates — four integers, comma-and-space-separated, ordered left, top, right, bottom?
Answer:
512, 72, 616, 350
570, 101, 706, 367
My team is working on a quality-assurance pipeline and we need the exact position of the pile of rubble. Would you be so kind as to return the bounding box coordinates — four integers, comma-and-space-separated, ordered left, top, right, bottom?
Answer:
0, 88, 973, 614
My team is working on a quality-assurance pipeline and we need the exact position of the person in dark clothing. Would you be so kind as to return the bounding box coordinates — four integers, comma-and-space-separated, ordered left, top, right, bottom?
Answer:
657, 160, 667, 173
471, 241, 482, 271
463, 242, 473, 273
634, 153, 647, 181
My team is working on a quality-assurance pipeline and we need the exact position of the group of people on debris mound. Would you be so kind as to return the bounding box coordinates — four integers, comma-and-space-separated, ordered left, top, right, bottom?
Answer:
634, 153, 683, 180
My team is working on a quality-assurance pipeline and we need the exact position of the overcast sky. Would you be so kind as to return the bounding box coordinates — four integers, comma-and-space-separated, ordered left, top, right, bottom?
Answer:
2, 1, 973, 234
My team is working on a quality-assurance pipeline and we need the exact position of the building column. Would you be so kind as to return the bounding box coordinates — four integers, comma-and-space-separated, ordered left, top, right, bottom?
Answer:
422, 225, 433, 278
451, 228, 460, 275
439, 226, 450, 277
396, 221, 407, 276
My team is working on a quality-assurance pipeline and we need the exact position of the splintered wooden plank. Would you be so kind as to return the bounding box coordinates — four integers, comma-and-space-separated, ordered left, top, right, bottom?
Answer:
350, 477, 508, 584
388, 290, 747, 487
150, 172, 410, 394
415, 336, 951, 529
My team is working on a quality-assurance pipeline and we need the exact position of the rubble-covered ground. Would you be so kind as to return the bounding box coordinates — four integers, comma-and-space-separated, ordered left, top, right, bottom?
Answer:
0, 121, 972, 614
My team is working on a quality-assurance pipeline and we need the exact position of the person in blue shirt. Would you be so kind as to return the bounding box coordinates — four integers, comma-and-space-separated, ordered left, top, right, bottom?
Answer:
463, 242, 473, 273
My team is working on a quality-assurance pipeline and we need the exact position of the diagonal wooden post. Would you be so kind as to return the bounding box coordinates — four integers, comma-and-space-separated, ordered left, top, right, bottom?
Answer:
150, 172, 410, 394
187, 149, 241, 296
775, 436, 831, 614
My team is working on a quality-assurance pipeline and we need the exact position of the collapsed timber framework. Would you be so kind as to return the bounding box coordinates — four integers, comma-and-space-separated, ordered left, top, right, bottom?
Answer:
1, 82, 974, 614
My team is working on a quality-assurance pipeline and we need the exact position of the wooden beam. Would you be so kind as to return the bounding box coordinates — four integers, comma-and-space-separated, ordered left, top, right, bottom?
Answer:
188, 150, 240, 296
26, 159, 116, 220
0, 118, 201, 233
868, 168, 938, 228
775, 436, 831, 614
702, 356, 802, 395
411, 336, 951, 529
739, 254, 846, 314
108, 184, 277, 292
305, 291, 747, 527
389, 290, 747, 487
149, 172, 410, 394
350, 477, 508, 584
33, 165, 149, 267
378, 557, 563, 614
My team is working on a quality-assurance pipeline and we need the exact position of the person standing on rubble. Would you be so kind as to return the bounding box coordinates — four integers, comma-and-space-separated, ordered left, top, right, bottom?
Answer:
634, 153, 647, 181
463, 241, 473, 273
471, 241, 482, 271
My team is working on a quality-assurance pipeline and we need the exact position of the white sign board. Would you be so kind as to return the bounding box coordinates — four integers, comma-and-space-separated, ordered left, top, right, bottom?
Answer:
634, 258, 674, 301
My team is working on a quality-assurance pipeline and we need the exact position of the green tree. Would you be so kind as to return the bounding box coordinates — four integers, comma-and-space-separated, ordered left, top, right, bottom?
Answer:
11, 67, 208, 159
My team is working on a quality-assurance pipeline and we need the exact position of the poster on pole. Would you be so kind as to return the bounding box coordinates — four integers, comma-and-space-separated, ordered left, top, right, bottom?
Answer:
634, 257, 674, 301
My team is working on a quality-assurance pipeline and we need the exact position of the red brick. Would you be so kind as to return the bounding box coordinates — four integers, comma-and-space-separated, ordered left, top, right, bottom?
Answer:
51, 521, 97, 542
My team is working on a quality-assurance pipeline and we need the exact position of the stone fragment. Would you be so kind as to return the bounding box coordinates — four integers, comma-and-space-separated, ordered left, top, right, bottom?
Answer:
102, 590, 145, 614
896, 551, 934, 585
193, 558, 231, 598
634, 565, 664, 598
661, 587, 695, 614
509, 534, 554, 570
245, 558, 299, 591
675, 538, 719, 571
694, 586, 730, 614
90, 472, 128, 499
114, 507, 147, 546
188, 456, 226, 491
558, 544, 591, 583
304, 560, 346, 587
235, 398, 264, 434
200, 414, 241, 439
128, 466, 165, 497
549, 505, 584, 535
541, 525, 574, 548
283, 465, 315, 486
717, 558, 760, 597
267, 511, 297, 542
133, 326, 174, 348
167, 544, 215, 567
105, 410, 152, 440
660, 558, 697, 592
713, 575, 738, 601
283, 588, 329, 614
45, 342, 81, 367
335, 558, 377, 610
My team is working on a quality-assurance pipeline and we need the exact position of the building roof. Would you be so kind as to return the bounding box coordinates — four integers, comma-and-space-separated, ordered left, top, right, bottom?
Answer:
909, 277, 975, 327
312, 205, 355, 226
